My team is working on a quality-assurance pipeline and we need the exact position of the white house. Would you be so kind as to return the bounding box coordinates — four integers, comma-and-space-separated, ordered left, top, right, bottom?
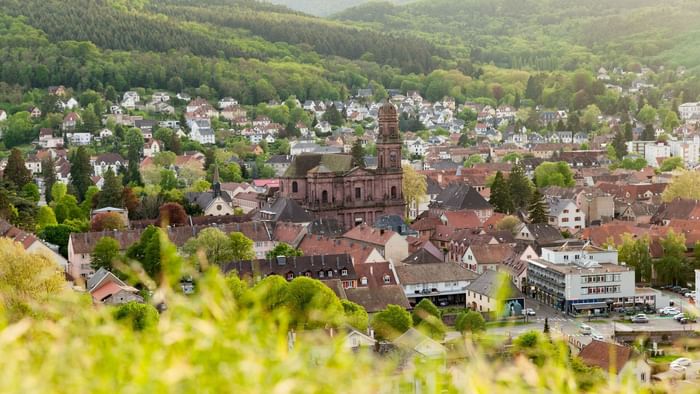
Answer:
218, 97, 238, 109
66, 132, 92, 146
547, 198, 585, 230
405, 137, 426, 156
188, 119, 215, 145
0, 109, 7, 122
643, 143, 670, 167
394, 263, 478, 307
121, 91, 140, 109
679, 102, 700, 120
92, 153, 125, 177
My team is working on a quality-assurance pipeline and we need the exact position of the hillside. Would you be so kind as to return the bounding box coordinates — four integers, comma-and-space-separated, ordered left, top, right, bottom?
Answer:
263, 0, 413, 17
335, 0, 700, 71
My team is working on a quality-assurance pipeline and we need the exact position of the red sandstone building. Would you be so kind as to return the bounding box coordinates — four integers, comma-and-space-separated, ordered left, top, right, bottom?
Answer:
279, 103, 404, 228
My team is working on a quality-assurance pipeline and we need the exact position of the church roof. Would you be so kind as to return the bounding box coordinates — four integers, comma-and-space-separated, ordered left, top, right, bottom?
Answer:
283, 154, 353, 177
431, 183, 492, 211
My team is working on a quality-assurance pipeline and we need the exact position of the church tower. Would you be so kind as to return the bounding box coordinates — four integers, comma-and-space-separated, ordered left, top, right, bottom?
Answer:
376, 102, 402, 173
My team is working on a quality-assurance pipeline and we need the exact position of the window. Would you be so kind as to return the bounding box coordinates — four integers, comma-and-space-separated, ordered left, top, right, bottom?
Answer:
292, 181, 298, 193
383, 275, 391, 284
304, 272, 312, 277
574, 217, 581, 221
563, 209, 569, 213
286, 272, 294, 280
327, 270, 333, 278
355, 187, 361, 199
321, 190, 328, 203
319, 271, 325, 278
561, 218, 569, 223
564, 255, 569, 260
360, 277, 368, 285
391, 186, 397, 199
341, 269, 348, 276
216, 205, 222, 211
574, 255, 580, 260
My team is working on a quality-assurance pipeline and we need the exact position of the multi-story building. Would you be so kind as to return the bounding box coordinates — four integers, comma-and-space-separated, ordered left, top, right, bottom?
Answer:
527, 242, 635, 314
669, 138, 700, 167
546, 198, 586, 230
644, 143, 670, 167
679, 102, 700, 120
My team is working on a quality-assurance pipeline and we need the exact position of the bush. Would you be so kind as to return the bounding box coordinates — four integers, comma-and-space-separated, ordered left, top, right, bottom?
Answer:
114, 302, 160, 331
455, 311, 486, 334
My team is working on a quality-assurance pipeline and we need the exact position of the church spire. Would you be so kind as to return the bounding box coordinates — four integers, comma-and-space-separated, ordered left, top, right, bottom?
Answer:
212, 165, 221, 198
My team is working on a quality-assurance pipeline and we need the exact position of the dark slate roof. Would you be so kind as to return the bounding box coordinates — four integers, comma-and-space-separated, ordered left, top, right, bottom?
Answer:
402, 248, 443, 264
524, 223, 564, 243
185, 191, 231, 211
283, 153, 353, 177
426, 177, 443, 195
465, 270, 524, 299
267, 155, 294, 164
395, 263, 477, 285
345, 286, 411, 313
221, 254, 356, 282
374, 215, 417, 236
257, 197, 314, 223
307, 218, 346, 237
430, 183, 492, 211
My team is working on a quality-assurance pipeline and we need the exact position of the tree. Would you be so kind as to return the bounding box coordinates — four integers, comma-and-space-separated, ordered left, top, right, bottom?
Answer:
0, 238, 64, 322
372, 304, 412, 340
253, 275, 289, 312
225, 232, 254, 261
402, 164, 427, 218
53, 194, 84, 223
153, 151, 177, 167
581, 104, 601, 130
528, 189, 548, 224
4, 148, 32, 190
39, 224, 75, 257
412, 299, 445, 339
350, 140, 365, 168
51, 182, 67, 202
159, 169, 178, 191
489, 171, 514, 214
266, 243, 303, 259
124, 128, 144, 186
455, 311, 486, 334
636, 104, 657, 126
641, 124, 655, 141
616, 234, 652, 283
287, 277, 343, 329
36, 206, 57, 232
656, 230, 687, 286
158, 202, 188, 226
69, 146, 93, 201
663, 111, 680, 132
464, 154, 484, 167
42, 157, 57, 204
91, 237, 121, 271
91, 212, 125, 231
97, 168, 124, 208
4, 112, 33, 148
114, 302, 159, 331
534, 162, 575, 188
508, 162, 532, 210
659, 157, 684, 173
496, 216, 521, 234
183, 228, 236, 266
661, 171, 700, 202
412, 299, 440, 326
322, 105, 343, 127
611, 131, 627, 160
342, 300, 369, 331
22, 183, 40, 203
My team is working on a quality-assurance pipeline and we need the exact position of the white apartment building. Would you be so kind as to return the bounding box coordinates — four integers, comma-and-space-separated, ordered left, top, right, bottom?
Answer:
405, 137, 427, 156
679, 102, 700, 120
547, 198, 586, 230
669, 138, 700, 167
643, 143, 670, 167
527, 242, 635, 314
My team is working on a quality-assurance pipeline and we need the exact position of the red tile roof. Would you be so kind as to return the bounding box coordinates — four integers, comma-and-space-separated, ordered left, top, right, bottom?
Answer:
299, 235, 384, 265
342, 224, 397, 246
442, 210, 481, 229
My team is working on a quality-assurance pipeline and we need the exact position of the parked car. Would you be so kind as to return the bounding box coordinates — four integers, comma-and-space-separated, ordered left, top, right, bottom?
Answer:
670, 364, 687, 373
671, 286, 683, 293
671, 358, 692, 367
631, 314, 649, 323
674, 313, 686, 321
660, 307, 680, 316
680, 287, 689, 294
591, 333, 604, 341
680, 317, 697, 324
579, 324, 592, 335
522, 308, 536, 316
685, 291, 696, 298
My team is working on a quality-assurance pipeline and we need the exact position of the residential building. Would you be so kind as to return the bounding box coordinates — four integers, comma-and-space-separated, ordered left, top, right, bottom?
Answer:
66, 132, 92, 146
669, 138, 700, 167
679, 102, 700, 120
342, 224, 408, 263
429, 183, 493, 222
188, 119, 215, 145
462, 243, 516, 274
92, 153, 125, 177
87, 268, 142, 304
526, 242, 635, 314
578, 341, 651, 384
547, 198, 586, 230
394, 263, 478, 307
465, 270, 525, 316
184, 171, 235, 216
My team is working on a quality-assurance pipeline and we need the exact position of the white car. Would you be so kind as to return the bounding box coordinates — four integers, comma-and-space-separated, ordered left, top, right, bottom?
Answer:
591, 333, 604, 341
685, 291, 696, 298
660, 307, 680, 316
671, 358, 692, 367
674, 313, 686, 321
670, 364, 687, 374
522, 308, 536, 316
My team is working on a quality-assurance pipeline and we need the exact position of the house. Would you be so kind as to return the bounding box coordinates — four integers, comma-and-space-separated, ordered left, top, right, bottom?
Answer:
29, 106, 42, 118
25, 154, 42, 174
392, 328, 447, 360
267, 155, 294, 177
232, 192, 259, 213
185, 174, 235, 216
151, 92, 170, 102
189, 119, 215, 145
48, 85, 67, 96
38, 128, 64, 149
99, 129, 114, 139
143, 139, 162, 158
578, 340, 651, 384
345, 262, 411, 313
547, 198, 586, 230
87, 268, 143, 304
0, 220, 67, 270
92, 153, 125, 177
429, 183, 493, 222
222, 254, 358, 289
394, 263, 478, 307
121, 91, 140, 109
514, 223, 564, 249
62, 112, 81, 131
218, 97, 238, 109
342, 224, 408, 263
62, 97, 80, 110
465, 270, 525, 316
462, 243, 516, 274
66, 132, 92, 146
298, 236, 385, 266
256, 197, 314, 223
527, 242, 635, 314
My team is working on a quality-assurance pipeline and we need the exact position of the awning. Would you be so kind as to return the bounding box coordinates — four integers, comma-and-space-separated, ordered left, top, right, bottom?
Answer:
572, 302, 608, 311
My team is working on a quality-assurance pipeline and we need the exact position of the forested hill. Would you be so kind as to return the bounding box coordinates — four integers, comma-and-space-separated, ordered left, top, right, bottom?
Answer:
335, 0, 700, 71
263, 0, 413, 17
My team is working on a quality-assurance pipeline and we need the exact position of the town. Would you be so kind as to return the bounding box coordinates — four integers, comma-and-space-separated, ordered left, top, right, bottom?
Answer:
3, 64, 700, 390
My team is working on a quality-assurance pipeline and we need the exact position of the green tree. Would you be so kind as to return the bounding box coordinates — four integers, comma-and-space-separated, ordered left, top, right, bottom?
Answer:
412, 299, 445, 339
114, 302, 159, 331
616, 234, 652, 283
402, 164, 427, 218
342, 300, 369, 331
508, 162, 532, 210
91, 236, 121, 271
534, 162, 575, 188
350, 140, 365, 168
489, 171, 514, 214
287, 276, 343, 329
656, 229, 687, 286
372, 304, 412, 340
69, 146, 93, 201
4, 148, 32, 190
662, 171, 700, 202
663, 111, 680, 132
39, 224, 75, 257
4, 112, 33, 148
253, 274, 289, 312
641, 124, 655, 141
22, 183, 40, 203
266, 243, 303, 259
97, 168, 124, 208
159, 169, 178, 191
528, 189, 548, 224
53, 194, 84, 223
464, 154, 484, 167
636, 104, 657, 126
581, 104, 601, 130
322, 105, 343, 127
36, 206, 57, 232
42, 157, 57, 204
183, 228, 237, 266
229, 232, 255, 261
659, 157, 684, 172
611, 131, 627, 160
455, 310, 486, 334
91, 212, 125, 231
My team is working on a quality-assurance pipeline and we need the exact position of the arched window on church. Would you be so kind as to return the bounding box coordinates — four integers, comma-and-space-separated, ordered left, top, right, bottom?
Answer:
391, 186, 397, 199
390, 152, 397, 167
292, 181, 298, 193
322, 190, 328, 203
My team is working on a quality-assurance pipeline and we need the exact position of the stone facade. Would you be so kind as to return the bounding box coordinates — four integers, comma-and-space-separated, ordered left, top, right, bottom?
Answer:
279, 103, 404, 228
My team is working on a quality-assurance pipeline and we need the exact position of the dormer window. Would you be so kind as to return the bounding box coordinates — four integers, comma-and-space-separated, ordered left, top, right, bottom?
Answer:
286, 272, 294, 281
304, 271, 312, 277
327, 270, 333, 278
319, 271, 325, 278
360, 277, 368, 285
383, 275, 391, 284
341, 269, 348, 276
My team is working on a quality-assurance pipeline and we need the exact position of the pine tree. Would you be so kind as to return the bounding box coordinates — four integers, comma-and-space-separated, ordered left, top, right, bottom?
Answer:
41, 157, 57, 204
98, 168, 124, 208
125, 146, 142, 186
528, 189, 548, 224
69, 146, 93, 202
623, 123, 633, 142
612, 131, 627, 159
508, 162, 532, 211
641, 124, 655, 141
489, 171, 514, 214
351, 140, 365, 168
4, 148, 32, 190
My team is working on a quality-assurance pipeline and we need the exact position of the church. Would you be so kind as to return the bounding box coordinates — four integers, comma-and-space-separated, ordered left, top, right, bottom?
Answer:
279, 103, 405, 228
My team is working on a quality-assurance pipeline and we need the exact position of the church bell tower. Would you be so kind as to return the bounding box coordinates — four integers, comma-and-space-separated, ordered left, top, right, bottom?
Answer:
376, 102, 402, 173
